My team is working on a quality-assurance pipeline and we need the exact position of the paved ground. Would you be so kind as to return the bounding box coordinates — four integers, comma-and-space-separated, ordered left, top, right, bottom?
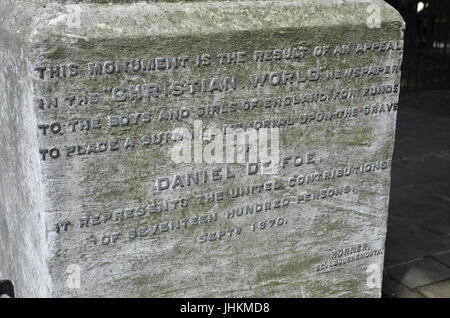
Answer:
382, 90, 450, 298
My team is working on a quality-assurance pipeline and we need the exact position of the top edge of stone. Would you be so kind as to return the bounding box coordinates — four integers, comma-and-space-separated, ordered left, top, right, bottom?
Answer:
25, 0, 392, 4
1, 0, 404, 44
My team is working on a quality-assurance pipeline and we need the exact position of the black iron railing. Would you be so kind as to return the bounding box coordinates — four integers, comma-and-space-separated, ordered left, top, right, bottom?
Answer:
386, 0, 450, 93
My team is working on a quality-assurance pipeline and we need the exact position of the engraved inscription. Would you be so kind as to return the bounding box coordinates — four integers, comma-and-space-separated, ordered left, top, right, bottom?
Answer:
34, 35, 403, 284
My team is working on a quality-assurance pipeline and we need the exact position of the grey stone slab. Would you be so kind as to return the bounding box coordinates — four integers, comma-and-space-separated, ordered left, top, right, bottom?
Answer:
387, 257, 450, 289
416, 279, 450, 298
390, 152, 450, 190
385, 218, 450, 266
434, 252, 450, 267
382, 273, 424, 298
389, 184, 450, 236
430, 180, 450, 200
0, 0, 404, 297
389, 99, 450, 192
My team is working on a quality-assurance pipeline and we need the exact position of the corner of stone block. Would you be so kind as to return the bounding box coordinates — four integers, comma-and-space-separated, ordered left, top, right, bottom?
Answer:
381, 0, 406, 30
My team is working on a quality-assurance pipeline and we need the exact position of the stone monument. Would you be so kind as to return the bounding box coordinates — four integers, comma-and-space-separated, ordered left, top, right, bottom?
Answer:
0, 0, 404, 297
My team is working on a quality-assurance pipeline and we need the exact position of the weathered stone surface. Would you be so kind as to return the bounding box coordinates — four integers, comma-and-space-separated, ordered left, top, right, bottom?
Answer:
0, 0, 404, 297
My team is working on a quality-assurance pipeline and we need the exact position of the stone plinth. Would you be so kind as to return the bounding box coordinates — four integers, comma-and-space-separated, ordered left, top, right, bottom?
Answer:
0, 0, 404, 297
